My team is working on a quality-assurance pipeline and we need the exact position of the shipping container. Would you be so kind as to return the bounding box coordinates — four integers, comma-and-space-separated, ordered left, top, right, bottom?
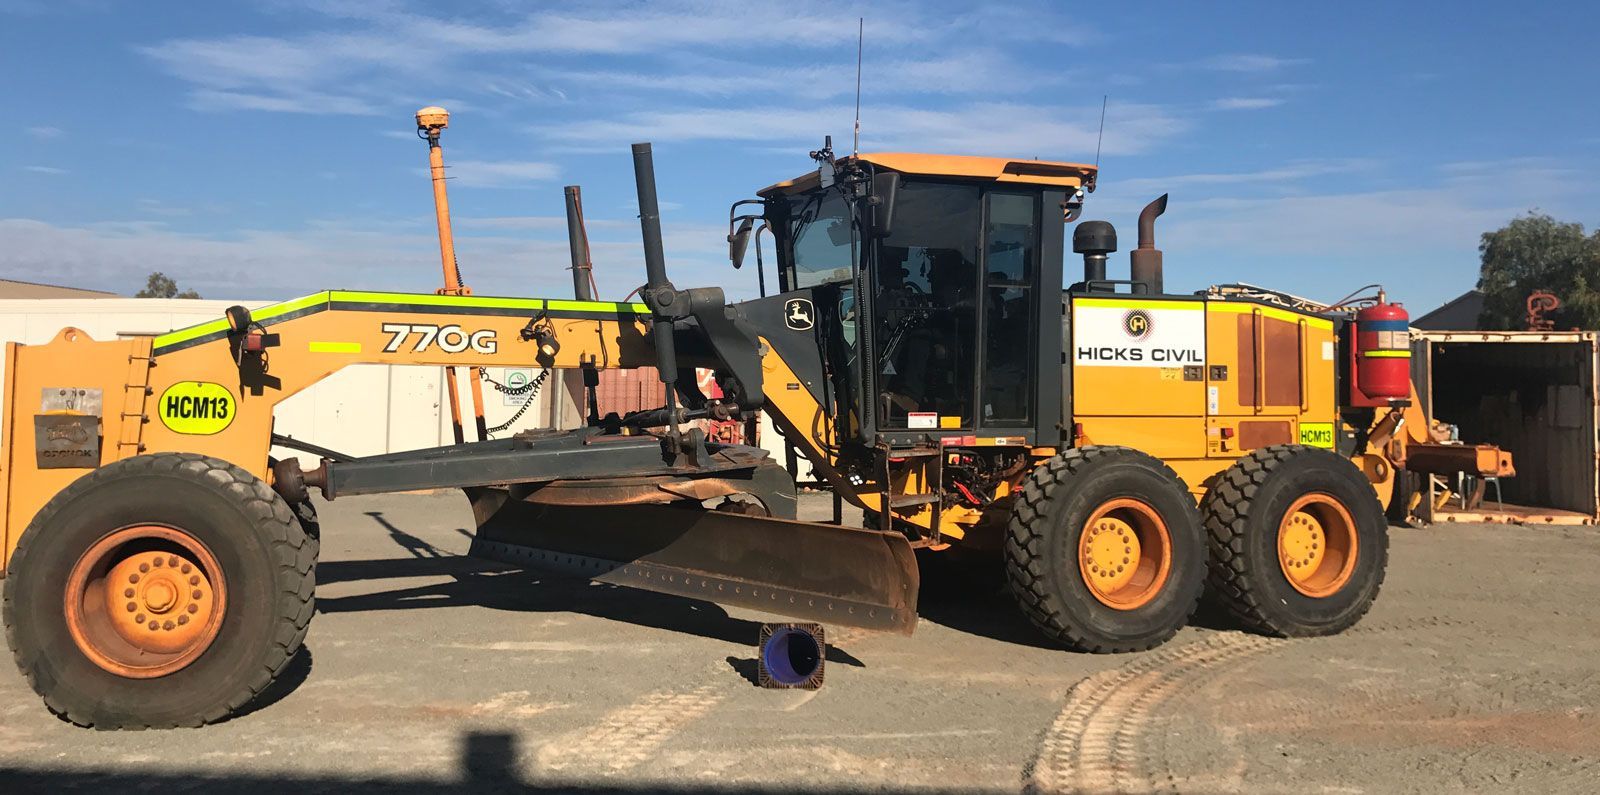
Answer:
1412, 330, 1598, 525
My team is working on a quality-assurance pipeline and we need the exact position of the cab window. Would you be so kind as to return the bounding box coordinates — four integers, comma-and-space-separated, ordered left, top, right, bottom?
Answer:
874, 182, 980, 429
787, 190, 855, 289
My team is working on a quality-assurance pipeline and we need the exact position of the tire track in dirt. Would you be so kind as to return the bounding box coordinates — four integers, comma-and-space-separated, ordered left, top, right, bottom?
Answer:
535, 626, 864, 774
1024, 632, 1282, 795
536, 683, 727, 773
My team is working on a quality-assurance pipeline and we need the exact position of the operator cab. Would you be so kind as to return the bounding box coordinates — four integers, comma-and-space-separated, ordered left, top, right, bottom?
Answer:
731, 146, 1096, 454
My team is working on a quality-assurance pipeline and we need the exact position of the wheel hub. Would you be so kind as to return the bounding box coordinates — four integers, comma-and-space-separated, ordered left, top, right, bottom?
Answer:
102, 549, 217, 655
1076, 498, 1172, 611
1082, 517, 1141, 593
1278, 511, 1326, 574
65, 525, 227, 678
1276, 494, 1359, 599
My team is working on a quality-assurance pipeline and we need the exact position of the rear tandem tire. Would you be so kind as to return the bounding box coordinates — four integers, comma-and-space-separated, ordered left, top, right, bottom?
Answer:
2, 453, 316, 729
1005, 446, 1206, 653
1201, 445, 1388, 637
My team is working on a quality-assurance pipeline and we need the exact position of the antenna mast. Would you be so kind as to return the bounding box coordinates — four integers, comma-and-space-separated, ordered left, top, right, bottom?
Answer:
1094, 94, 1107, 170
853, 17, 864, 156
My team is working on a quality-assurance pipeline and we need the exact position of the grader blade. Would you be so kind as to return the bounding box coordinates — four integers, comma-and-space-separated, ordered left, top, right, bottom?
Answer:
468, 496, 919, 634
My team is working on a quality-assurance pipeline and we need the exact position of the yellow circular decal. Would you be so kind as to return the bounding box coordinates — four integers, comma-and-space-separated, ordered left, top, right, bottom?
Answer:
158, 381, 236, 435
1122, 309, 1153, 339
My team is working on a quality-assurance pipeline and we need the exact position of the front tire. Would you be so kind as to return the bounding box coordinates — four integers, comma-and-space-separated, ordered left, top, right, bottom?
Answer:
3, 453, 316, 729
1006, 446, 1206, 653
1201, 445, 1388, 637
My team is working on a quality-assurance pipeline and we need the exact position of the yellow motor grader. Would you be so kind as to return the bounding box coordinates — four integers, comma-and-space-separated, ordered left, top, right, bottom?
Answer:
2, 108, 1450, 728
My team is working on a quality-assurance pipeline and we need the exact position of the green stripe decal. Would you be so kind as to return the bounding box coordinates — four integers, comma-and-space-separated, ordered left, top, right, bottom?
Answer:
153, 290, 649, 355
329, 291, 544, 310
545, 299, 649, 313
152, 292, 333, 350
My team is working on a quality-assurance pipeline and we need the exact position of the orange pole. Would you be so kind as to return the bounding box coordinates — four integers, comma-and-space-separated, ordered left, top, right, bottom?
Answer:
425, 136, 461, 293
417, 107, 490, 442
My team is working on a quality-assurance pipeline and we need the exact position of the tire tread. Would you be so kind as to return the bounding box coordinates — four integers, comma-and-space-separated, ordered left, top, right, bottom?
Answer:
1005, 446, 1205, 653
1200, 444, 1388, 636
3, 453, 314, 729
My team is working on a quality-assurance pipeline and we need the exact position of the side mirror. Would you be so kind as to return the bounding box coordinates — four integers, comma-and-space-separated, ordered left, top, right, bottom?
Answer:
728, 217, 754, 269
870, 172, 899, 238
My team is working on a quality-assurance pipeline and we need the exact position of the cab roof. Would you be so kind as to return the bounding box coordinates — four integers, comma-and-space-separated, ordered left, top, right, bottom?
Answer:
757, 152, 1098, 197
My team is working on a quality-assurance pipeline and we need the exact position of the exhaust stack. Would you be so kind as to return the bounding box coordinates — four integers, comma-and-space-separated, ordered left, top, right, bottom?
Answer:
1130, 194, 1168, 294
564, 185, 594, 301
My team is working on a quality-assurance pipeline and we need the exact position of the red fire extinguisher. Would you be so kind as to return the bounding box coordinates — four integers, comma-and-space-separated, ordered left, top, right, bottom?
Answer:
1353, 291, 1411, 404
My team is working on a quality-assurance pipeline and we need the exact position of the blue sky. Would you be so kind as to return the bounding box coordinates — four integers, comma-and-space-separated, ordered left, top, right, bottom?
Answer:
2, 0, 1596, 313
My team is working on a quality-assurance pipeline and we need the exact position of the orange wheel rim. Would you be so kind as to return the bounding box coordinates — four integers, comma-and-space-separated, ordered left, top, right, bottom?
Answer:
63, 525, 226, 678
1077, 498, 1172, 610
1277, 494, 1358, 598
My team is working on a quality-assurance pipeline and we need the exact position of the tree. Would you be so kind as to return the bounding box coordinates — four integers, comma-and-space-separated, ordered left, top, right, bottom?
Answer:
135, 271, 201, 299
1476, 214, 1600, 330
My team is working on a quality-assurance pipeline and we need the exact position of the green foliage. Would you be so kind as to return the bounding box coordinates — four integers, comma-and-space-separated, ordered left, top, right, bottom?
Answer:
135, 271, 201, 299
1476, 214, 1600, 330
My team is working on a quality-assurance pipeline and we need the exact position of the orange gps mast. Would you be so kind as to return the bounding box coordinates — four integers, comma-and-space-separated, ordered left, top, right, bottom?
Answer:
416, 106, 489, 442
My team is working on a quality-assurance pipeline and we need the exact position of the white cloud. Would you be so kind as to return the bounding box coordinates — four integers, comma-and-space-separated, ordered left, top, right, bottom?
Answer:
187, 88, 382, 115
25, 125, 64, 139
1108, 159, 1374, 195
538, 51, 1063, 101
540, 101, 1186, 159
432, 160, 561, 188
0, 214, 745, 302
1195, 54, 1309, 72
139, 2, 1085, 117
1210, 97, 1284, 111
22, 165, 68, 174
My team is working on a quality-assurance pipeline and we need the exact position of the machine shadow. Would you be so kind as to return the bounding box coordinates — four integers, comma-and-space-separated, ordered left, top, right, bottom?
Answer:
0, 729, 980, 794
231, 646, 314, 720
324, 509, 1087, 655
316, 513, 863, 668
909, 549, 1065, 650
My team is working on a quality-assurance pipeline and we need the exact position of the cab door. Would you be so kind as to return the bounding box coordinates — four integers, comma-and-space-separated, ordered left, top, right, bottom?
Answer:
871, 184, 1048, 444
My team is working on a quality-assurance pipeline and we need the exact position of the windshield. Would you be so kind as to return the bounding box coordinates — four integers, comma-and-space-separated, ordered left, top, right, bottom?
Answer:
787, 189, 855, 289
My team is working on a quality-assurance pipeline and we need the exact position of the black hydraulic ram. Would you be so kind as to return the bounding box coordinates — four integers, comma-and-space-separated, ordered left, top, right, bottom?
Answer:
632, 142, 684, 448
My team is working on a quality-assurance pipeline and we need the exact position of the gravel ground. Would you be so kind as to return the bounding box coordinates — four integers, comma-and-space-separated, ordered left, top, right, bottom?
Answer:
2, 490, 1596, 793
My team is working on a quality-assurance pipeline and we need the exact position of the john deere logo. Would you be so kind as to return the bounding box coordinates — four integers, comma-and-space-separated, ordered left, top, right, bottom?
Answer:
1122, 310, 1153, 339
158, 381, 236, 435
785, 298, 815, 331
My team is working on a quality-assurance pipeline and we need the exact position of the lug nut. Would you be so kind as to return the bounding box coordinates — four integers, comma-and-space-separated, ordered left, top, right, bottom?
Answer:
126, 602, 137, 612
124, 587, 135, 598
178, 615, 189, 626
153, 557, 163, 568
189, 575, 200, 585
192, 589, 202, 599
168, 556, 180, 568
139, 562, 149, 573
181, 564, 192, 574
148, 620, 159, 630
187, 604, 198, 614
129, 573, 140, 584
135, 613, 146, 623
163, 621, 175, 631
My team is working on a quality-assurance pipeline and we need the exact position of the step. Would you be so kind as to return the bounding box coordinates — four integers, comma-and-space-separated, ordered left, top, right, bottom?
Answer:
888, 493, 941, 509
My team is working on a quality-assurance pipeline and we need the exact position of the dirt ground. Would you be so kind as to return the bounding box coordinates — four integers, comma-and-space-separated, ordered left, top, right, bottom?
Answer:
1, 490, 1596, 793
